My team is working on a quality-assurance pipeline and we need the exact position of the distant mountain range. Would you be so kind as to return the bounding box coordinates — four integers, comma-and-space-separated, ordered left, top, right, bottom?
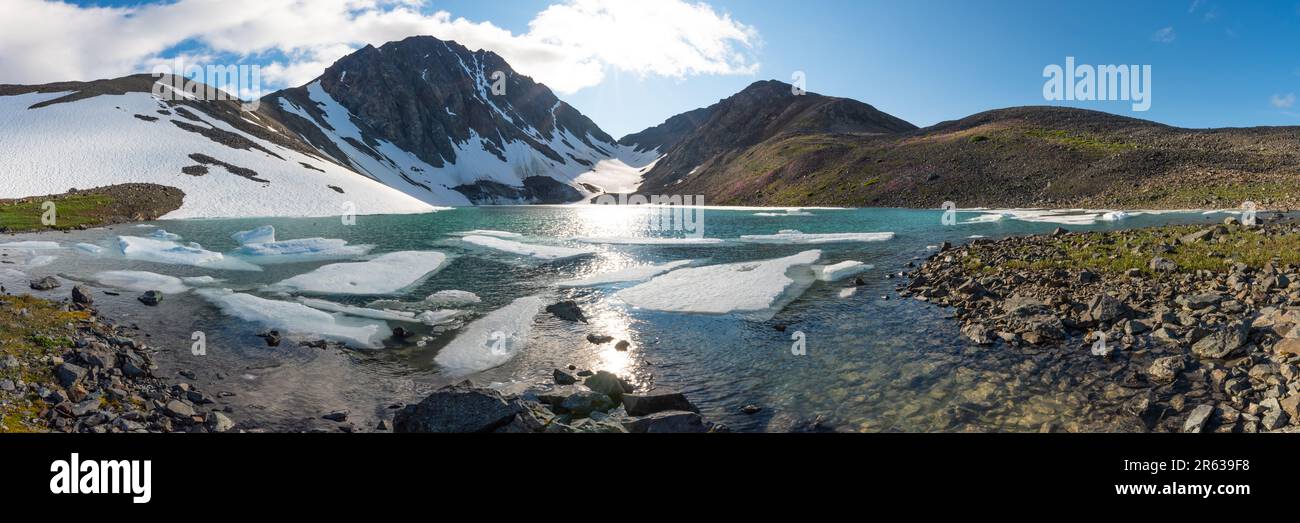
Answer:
3, 34, 1300, 218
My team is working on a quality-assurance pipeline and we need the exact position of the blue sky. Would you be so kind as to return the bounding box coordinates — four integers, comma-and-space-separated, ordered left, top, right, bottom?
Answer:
24, 1, 1300, 137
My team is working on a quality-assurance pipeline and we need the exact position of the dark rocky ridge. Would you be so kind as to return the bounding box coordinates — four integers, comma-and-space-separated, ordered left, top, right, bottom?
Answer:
635, 80, 918, 196
260, 36, 619, 201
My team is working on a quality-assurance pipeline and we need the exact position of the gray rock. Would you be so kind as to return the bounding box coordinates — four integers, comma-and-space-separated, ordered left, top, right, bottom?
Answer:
545, 300, 587, 323
1085, 294, 1127, 324
28, 276, 61, 290
322, 410, 349, 422
207, 411, 235, 432
584, 370, 632, 400
71, 285, 94, 305
622, 392, 699, 416
1191, 321, 1249, 359
1148, 356, 1185, 384
1178, 293, 1222, 310
55, 363, 87, 388
1149, 257, 1177, 273
1183, 404, 1215, 433
585, 333, 614, 344
553, 368, 577, 385
137, 290, 163, 306
0, 379, 13, 392
165, 400, 195, 418
559, 390, 616, 416
393, 382, 520, 433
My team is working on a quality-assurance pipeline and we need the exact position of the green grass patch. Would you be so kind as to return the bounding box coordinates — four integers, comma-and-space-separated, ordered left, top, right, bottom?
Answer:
1022, 128, 1136, 154
0, 193, 116, 232
968, 224, 1300, 276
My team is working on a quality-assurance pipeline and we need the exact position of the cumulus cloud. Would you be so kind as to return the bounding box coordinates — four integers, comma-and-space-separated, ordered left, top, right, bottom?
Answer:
0, 0, 759, 94
1271, 93, 1296, 109
1150, 26, 1177, 43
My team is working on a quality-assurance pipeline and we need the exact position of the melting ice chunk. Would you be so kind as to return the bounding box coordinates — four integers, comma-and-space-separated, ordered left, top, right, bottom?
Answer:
270, 251, 448, 295
461, 235, 593, 261
738, 232, 894, 245
617, 250, 822, 319
451, 229, 522, 238
90, 270, 189, 294
231, 225, 276, 245
573, 237, 724, 246
812, 261, 872, 282
196, 289, 390, 348
434, 296, 544, 373
556, 260, 694, 287
118, 236, 260, 271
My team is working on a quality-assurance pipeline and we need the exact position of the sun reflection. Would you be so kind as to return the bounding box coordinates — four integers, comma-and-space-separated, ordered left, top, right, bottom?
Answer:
585, 303, 639, 379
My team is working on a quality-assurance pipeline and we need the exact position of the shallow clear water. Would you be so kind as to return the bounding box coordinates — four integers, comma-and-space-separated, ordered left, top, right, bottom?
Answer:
0, 206, 1238, 432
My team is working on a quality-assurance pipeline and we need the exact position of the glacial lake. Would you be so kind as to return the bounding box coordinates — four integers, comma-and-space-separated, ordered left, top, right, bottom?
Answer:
0, 206, 1243, 432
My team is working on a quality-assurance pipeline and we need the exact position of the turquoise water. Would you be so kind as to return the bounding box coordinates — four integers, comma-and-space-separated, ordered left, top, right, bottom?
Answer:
0, 206, 1238, 431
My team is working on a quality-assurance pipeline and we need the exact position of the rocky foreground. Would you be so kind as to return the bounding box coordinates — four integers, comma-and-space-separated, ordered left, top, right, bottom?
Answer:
0, 285, 234, 433
393, 375, 724, 434
906, 216, 1300, 433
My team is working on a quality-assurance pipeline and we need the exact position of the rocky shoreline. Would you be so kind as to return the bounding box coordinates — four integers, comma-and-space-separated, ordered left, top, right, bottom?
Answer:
1, 282, 723, 433
0, 286, 234, 433
905, 217, 1300, 433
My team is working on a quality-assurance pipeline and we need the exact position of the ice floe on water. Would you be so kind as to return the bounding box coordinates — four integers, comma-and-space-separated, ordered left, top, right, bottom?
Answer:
270, 251, 448, 295
556, 260, 694, 287
90, 270, 189, 294
813, 261, 872, 282
235, 238, 371, 261
738, 231, 895, 245
74, 243, 104, 254
195, 289, 390, 348
118, 236, 260, 271
423, 290, 481, 307
617, 250, 822, 319
838, 287, 857, 298
297, 297, 430, 324
150, 229, 182, 241
227, 225, 372, 263
434, 295, 544, 373
461, 235, 594, 261
0, 241, 61, 249
1099, 211, 1130, 221
231, 226, 276, 245
366, 289, 480, 311
573, 236, 725, 246
181, 276, 221, 286
451, 229, 522, 238
27, 255, 57, 267
754, 208, 813, 217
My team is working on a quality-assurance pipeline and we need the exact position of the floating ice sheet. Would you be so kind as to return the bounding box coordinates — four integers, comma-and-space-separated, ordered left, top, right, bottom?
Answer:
434, 295, 544, 373
617, 250, 822, 318
271, 250, 448, 295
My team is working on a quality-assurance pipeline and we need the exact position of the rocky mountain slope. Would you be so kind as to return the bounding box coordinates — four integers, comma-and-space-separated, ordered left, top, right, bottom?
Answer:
629, 87, 1300, 210
0, 36, 652, 217
631, 80, 918, 197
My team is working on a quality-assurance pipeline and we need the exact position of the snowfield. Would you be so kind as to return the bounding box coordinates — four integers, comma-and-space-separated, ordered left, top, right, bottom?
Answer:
0, 90, 440, 218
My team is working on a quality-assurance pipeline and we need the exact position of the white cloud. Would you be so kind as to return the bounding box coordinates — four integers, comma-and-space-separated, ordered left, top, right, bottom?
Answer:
0, 0, 759, 94
1151, 26, 1177, 43
1271, 93, 1296, 109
